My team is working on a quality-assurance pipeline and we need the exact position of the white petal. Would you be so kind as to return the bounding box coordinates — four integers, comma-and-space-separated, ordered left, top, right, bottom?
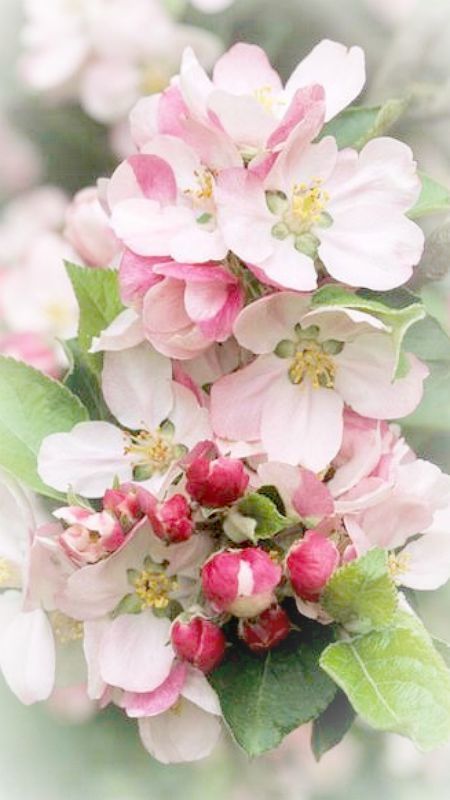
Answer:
91, 309, 145, 353
138, 699, 222, 764
38, 421, 131, 498
102, 343, 173, 430
400, 534, 450, 591
181, 665, 221, 714
0, 608, 55, 704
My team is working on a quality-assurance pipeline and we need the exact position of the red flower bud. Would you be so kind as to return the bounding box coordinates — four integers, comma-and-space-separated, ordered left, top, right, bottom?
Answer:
286, 531, 340, 602
171, 617, 226, 673
239, 605, 291, 653
103, 483, 155, 532
185, 440, 249, 507
148, 494, 194, 543
202, 547, 282, 618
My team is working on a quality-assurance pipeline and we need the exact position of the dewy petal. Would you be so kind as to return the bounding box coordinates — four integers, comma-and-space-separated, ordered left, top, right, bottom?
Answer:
335, 334, 428, 419
123, 662, 188, 718
90, 308, 145, 353
138, 699, 222, 764
99, 612, 174, 693
0, 607, 55, 704
261, 374, 344, 471
38, 421, 132, 498
284, 39, 365, 121
212, 43, 282, 95
210, 354, 285, 443
102, 343, 173, 430
233, 292, 311, 354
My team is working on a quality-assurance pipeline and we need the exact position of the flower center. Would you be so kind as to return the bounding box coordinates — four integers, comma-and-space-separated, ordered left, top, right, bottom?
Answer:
288, 343, 336, 389
49, 611, 84, 645
125, 423, 185, 481
388, 552, 411, 579
140, 63, 169, 95
133, 568, 178, 610
254, 85, 275, 112
285, 179, 330, 234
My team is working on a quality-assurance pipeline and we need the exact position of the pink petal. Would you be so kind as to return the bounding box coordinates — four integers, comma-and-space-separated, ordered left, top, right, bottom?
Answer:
293, 470, 334, 519
123, 662, 187, 718
233, 291, 310, 354
213, 43, 282, 94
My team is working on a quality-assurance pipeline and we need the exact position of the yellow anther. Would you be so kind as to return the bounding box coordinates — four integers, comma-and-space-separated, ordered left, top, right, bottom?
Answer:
185, 170, 215, 205
289, 344, 336, 389
290, 180, 330, 228
388, 552, 411, 579
50, 611, 83, 645
0, 558, 21, 588
254, 85, 275, 112
133, 569, 178, 611
125, 430, 175, 473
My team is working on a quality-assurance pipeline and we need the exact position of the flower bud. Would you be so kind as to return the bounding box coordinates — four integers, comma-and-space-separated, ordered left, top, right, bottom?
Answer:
171, 617, 226, 673
202, 547, 282, 618
238, 605, 291, 653
185, 440, 249, 508
103, 483, 155, 532
148, 494, 194, 543
286, 531, 340, 602
57, 508, 125, 566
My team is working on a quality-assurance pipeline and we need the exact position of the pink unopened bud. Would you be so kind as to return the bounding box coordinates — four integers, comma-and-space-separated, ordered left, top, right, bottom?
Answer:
103, 483, 156, 532
238, 605, 291, 653
202, 547, 282, 618
286, 531, 340, 602
171, 617, 226, 673
148, 494, 194, 543
185, 440, 249, 507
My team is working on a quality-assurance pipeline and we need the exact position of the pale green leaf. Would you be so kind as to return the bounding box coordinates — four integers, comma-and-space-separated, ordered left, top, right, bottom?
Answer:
322, 549, 397, 634
0, 356, 88, 499
319, 99, 407, 150
320, 611, 450, 750
408, 173, 450, 219
237, 492, 290, 538
65, 262, 123, 351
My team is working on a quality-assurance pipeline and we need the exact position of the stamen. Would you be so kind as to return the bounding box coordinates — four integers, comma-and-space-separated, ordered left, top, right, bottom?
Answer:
388, 552, 411, 579
0, 558, 20, 588
133, 568, 178, 610
125, 429, 176, 476
254, 85, 274, 112
288, 343, 336, 389
50, 611, 83, 645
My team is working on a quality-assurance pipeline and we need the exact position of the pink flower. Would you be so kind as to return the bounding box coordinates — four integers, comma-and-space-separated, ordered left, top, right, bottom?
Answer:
54, 506, 126, 566
286, 531, 340, 602
148, 494, 194, 543
171, 616, 226, 671
126, 258, 244, 359
238, 604, 291, 652
216, 136, 424, 291
172, 40, 364, 160
64, 186, 121, 267
210, 292, 428, 471
202, 547, 282, 617
0, 332, 60, 378
102, 483, 154, 532
184, 440, 249, 507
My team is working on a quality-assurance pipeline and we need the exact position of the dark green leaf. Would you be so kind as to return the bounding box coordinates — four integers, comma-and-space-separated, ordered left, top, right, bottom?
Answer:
311, 690, 356, 761
319, 99, 407, 149
63, 339, 113, 421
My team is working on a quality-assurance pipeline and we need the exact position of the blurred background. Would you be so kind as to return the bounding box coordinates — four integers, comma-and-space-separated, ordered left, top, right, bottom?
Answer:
1, 0, 450, 797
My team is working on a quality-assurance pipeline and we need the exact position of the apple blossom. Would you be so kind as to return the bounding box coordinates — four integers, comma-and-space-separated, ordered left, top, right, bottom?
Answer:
286, 531, 340, 602
64, 186, 121, 267
238, 604, 291, 652
171, 616, 226, 671
211, 292, 428, 471
202, 547, 282, 617
184, 440, 249, 507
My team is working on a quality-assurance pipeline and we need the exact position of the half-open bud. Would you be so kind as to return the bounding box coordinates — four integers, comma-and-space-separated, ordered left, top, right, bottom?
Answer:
171, 616, 226, 673
238, 605, 291, 653
286, 531, 340, 601
55, 507, 125, 566
202, 547, 282, 618
148, 494, 194, 543
185, 440, 249, 507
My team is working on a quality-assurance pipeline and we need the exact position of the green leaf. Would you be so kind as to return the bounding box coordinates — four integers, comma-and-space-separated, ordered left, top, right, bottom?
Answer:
311, 285, 425, 377
319, 99, 407, 149
209, 623, 337, 756
320, 611, 450, 750
311, 690, 356, 761
237, 492, 290, 538
63, 339, 113, 421
0, 357, 88, 499
65, 262, 123, 351
322, 549, 397, 634
408, 173, 450, 219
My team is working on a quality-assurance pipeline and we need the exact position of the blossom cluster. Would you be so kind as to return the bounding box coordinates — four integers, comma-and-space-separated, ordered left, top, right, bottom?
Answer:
1, 39, 450, 765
